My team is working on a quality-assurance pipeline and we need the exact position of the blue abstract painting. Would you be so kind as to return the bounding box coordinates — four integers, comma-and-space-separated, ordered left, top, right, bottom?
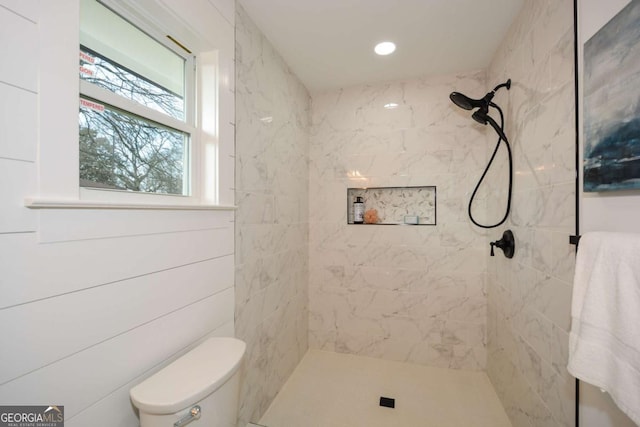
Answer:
584, 0, 640, 192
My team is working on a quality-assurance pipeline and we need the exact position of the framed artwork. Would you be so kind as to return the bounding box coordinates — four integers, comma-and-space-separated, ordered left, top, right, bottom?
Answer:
583, 0, 640, 192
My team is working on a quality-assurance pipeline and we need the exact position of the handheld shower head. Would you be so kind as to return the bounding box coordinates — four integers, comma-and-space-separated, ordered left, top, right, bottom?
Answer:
472, 109, 509, 143
471, 109, 488, 125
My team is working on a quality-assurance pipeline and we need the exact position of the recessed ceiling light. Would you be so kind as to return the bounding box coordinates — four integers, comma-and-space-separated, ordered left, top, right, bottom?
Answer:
384, 103, 399, 109
374, 41, 396, 56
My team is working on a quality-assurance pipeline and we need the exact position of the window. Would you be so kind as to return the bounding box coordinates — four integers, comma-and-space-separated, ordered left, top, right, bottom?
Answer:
30, 0, 233, 210
78, 0, 195, 196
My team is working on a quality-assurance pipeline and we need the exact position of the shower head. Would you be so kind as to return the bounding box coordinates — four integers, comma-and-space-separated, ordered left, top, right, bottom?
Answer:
449, 92, 485, 110
449, 79, 511, 112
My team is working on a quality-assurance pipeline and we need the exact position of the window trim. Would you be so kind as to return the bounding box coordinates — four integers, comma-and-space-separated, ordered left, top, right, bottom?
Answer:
24, 198, 235, 211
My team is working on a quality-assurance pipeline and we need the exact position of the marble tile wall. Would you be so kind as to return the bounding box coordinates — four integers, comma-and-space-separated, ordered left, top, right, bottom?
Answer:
309, 72, 493, 370
235, 6, 310, 426
485, 0, 577, 426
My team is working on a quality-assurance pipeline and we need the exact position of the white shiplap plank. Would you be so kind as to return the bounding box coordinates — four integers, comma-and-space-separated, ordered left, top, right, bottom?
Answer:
0, 6, 37, 92
0, 82, 37, 161
0, 256, 233, 384
0, 159, 36, 233
0, 289, 234, 418
0, 226, 233, 308
38, 207, 233, 243
64, 321, 234, 427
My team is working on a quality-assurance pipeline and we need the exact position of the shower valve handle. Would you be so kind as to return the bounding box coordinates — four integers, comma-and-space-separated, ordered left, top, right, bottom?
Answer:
490, 230, 515, 259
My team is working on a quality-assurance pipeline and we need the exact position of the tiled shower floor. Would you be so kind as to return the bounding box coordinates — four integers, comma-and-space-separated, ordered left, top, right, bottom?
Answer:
257, 349, 512, 427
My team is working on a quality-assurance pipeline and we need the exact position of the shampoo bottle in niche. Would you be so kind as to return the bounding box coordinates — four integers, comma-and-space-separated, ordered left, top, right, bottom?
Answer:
354, 196, 364, 224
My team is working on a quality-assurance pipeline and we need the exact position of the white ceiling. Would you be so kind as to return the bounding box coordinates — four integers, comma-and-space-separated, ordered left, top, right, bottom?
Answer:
238, 0, 525, 93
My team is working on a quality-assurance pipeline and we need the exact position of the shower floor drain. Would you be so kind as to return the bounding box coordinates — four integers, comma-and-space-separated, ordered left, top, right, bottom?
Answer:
379, 396, 395, 408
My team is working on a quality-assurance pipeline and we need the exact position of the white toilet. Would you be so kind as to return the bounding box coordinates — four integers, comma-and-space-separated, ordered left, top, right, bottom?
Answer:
130, 337, 246, 427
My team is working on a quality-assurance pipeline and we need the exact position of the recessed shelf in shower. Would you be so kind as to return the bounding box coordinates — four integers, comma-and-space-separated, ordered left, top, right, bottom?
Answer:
347, 186, 436, 225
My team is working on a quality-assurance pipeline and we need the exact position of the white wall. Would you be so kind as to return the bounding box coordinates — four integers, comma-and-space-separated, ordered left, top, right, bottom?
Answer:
578, 0, 639, 425
0, 1, 236, 426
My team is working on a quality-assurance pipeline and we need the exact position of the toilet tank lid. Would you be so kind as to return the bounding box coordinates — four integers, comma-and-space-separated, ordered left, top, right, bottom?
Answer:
130, 337, 246, 414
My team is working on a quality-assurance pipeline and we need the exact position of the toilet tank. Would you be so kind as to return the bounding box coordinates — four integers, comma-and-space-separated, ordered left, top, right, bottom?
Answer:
130, 337, 246, 427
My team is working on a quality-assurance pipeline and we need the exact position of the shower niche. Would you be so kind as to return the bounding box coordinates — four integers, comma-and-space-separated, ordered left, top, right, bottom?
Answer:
347, 186, 436, 225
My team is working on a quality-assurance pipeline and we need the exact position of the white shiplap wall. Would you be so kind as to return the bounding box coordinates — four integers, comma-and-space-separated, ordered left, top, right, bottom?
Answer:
0, 1, 236, 426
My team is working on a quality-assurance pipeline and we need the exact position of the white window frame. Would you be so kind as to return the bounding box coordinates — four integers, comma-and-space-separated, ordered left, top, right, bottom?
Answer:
29, 0, 235, 210
79, 0, 198, 201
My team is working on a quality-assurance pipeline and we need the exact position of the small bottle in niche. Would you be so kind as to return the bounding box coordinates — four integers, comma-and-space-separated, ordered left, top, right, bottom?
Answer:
354, 196, 364, 224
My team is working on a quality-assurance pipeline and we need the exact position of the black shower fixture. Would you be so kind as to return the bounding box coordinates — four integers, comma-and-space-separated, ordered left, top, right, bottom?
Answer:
450, 79, 511, 137
490, 229, 515, 258
471, 109, 510, 143
449, 80, 510, 111
449, 79, 511, 110
449, 79, 513, 229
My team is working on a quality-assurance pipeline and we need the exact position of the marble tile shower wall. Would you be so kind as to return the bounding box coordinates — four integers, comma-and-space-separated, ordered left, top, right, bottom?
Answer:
235, 6, 310, 426
309, 72, 494, 370
485, 0, 577, 426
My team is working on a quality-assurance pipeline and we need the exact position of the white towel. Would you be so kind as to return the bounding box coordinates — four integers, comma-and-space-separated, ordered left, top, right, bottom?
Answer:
568, 231, 640, 425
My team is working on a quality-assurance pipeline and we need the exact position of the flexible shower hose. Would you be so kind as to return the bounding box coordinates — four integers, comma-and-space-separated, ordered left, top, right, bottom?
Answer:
467, 105, 513, 229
